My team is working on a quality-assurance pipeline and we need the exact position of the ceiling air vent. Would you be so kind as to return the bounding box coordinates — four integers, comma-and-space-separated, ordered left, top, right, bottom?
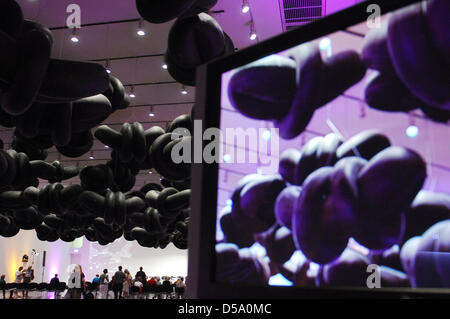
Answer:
278, 0, 325, 31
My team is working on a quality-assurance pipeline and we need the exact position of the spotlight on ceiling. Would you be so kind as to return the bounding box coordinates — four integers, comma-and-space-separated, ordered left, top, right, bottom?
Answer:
249, 23, 257, 41
162, 63, 168, 70
149, 106, 155, 117
241, 0, 250, 13
262, 130, 271, 141
319, 37, 332, 58
89, 151, 94, 160
181, 85, 188, 95
406, 125, 419, 139
137, 19, 146, 36
70, 28, 79, 43
319, 37, 332, 51
129, 86, 136, 99
105, 59, 111, 74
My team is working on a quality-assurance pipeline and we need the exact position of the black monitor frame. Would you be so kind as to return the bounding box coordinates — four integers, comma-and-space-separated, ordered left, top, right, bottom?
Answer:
187, 0, 450, 299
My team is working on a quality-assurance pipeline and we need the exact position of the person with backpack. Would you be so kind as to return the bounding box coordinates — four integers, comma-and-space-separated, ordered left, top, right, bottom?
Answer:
99, 269, 109, 299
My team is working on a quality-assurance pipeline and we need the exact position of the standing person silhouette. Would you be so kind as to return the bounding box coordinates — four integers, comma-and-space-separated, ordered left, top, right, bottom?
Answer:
23, 266, 34, 298
67, 265, 84, 299
0, 274, 6, 299
135, 267, 146, 284
11, 267, 24, 299
113, 266, 126, 299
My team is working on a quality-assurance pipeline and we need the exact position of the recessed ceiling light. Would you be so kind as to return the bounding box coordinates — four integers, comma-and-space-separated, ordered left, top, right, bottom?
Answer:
137, 19, 146, 36
262, 130, 271, 141
249, 23, 257, 41
105, 59, 111, 74
319, 37, 332, 58
70, 28, 79, 43
149, 106, 155, 117
241, 0, 250, 13
406, 125, 419, 138
129, 86, 136, 98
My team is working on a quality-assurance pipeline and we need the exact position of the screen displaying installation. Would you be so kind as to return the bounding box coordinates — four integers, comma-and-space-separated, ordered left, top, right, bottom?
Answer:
214, 1, 449, 291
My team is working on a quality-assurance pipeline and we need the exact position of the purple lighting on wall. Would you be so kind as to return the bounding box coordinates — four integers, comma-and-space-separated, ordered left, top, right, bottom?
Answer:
46, 242, 65, 283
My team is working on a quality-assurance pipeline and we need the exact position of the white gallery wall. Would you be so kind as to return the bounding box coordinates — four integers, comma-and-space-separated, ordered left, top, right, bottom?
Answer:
0, 230, 72, 283
0, 230, 187, 283
78, 237, 188, 281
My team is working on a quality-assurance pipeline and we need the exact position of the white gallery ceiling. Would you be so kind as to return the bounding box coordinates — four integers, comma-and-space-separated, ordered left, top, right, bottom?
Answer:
5, 0, 448, 193
6, 0, 289, 189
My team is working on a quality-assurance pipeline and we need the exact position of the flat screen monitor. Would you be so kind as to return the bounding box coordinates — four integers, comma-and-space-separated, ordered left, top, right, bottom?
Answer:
188, 0, 450, 298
